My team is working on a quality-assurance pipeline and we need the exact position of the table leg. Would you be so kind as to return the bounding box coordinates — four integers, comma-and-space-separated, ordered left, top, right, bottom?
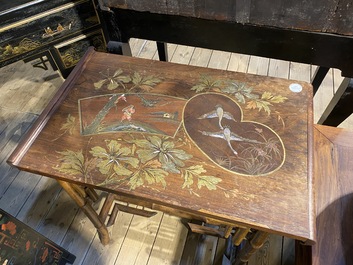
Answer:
57, 180, 110, 245
234, 231, 269, 265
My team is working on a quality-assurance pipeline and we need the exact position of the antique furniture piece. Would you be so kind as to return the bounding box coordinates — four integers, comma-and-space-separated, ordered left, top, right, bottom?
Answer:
96, 0, 353, 126
296, 125, 353, 265
0, 0, 105, 78
8, 48, 315, 264
0, 208, 75, 265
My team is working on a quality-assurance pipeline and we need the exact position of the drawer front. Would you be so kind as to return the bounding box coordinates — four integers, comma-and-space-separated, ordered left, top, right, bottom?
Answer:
53, 30, 106, 70
0, 0, 99, 65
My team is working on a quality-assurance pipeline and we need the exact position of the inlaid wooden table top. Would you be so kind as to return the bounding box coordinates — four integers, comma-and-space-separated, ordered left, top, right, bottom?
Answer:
8, 48, 314, 242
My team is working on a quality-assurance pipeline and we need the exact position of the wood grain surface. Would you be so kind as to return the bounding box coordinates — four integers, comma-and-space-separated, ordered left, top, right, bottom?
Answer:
296, 125, 353, 265
8, 48, 314, 243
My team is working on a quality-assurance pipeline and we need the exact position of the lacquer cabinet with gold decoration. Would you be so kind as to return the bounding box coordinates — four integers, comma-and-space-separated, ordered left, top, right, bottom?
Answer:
0, 0, 106, 78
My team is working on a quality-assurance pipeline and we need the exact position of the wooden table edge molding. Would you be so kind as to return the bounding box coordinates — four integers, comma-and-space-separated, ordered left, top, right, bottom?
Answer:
7, 47, 316, 261
7, 49, 93, 166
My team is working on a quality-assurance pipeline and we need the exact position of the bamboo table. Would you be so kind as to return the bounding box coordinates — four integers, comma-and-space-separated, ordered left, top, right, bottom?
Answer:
8, 48, 315, 264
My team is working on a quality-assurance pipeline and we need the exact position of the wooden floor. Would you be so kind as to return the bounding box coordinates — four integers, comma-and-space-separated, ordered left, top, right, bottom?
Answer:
1, 39, 352, 265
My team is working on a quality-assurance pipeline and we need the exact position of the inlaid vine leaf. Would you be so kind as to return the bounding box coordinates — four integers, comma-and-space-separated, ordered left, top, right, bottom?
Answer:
143, 168, 168, 188
181, 170, 194, 189
94, 68, 131, 90
94, 79, 106, 90
197, 175, 222, 190
60, 114, 76, 135
191, 75, 223, 92
130, 72, 161, 91
261, 91, 288, 103
182, 165, 206, 189
129, 174, 144, 190
129, 160, 168, 189
246, 92, 287, 115
246, 99, 272, 115
55, 150, 85, 176
113, 69, 132, 83
222, 82, 259, 104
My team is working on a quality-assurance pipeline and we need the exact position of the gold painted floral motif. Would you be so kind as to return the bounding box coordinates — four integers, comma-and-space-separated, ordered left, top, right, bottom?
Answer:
191, 75, 288, 116
54, 135, 222, 195
94, 69, 162, 92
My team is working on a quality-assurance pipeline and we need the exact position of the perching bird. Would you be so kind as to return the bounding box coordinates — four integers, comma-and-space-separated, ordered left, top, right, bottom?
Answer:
199, 127, 262, 155
121, 105, 135, 121
197, 104, 236, 129
150, 111, 178, 120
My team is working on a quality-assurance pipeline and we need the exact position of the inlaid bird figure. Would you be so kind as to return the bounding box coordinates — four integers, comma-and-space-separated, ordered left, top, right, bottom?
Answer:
199, 127, 262, 155
121, 105, 135, 121
198, 104, 236, 129
150, 111, 178, 120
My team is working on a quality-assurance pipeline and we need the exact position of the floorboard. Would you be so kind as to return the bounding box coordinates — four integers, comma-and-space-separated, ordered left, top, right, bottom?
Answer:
0, 38, 347, 264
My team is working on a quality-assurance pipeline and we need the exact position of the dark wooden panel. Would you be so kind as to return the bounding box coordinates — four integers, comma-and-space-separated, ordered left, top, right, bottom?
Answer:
103, 8, 353, 77
102, 0, 353, 36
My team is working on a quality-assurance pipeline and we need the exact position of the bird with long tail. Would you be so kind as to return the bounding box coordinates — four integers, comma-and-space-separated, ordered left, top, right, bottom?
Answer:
198, 104, 236, 129
199, 127, 262, 155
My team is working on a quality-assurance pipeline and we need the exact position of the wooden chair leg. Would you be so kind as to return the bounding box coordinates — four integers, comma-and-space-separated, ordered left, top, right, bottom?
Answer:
232, 228, 251, 246
318, 77, 353, 126
311, 66, 330, 95
106, 41, 132, 56
156, 42, 168, 61
234, 231, 269, 265
57, 180, 110, 245
85, 187, 99, 202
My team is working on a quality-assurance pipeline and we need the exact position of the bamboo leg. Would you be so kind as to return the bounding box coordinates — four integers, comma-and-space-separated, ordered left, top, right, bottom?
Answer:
85, 187, 99, 202
234, 231, 269, 265
99, 193, 116, 222
224, 225, 233, 238
232, 228, 250, 246
72, 183, 86, 198
57, 180, 110, 245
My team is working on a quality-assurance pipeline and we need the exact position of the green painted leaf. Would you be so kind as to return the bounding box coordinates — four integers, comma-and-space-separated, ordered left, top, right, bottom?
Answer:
90, 146, 107, 158
162, 160, 180, 173
136, 149, 158, 163
143, 168, 168, 188
182, 170, 194, 189
186, 165, 207, 175
113, 69, 123, 77
131, 72, 161, 91
148, 135, 162, 147
131, 139, 152, 148
197, 175, 222, 190
60, 114, 76, 134
191, 84, 207, 92
107, 81, 119, 90
55, 150, 85, 176
129, 174, 144, 190
113, 164, 133, 175
120, 157, 139, 168
161, 140, 175, 150
96, 160, 111, 175
94, 79, 106, 90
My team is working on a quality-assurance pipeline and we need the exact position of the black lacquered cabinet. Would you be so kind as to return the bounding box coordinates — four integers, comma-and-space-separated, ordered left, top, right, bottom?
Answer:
0, 0, 105, 78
